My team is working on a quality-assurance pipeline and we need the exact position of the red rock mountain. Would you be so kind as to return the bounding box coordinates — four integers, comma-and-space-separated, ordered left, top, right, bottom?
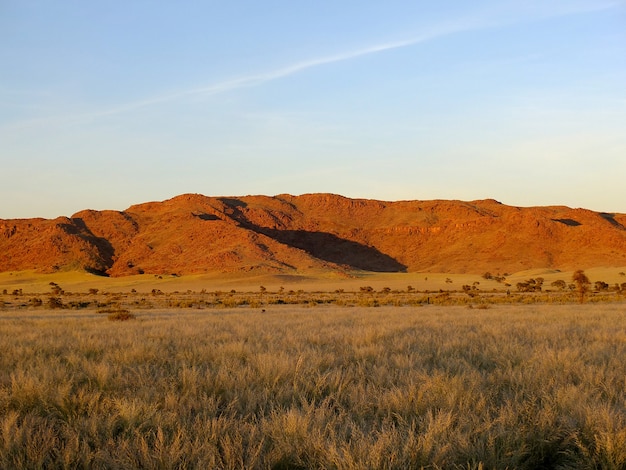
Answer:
2, 193, 626, 276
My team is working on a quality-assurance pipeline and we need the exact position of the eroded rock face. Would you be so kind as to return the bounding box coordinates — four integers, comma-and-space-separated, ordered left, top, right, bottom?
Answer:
0, 217, 111, 274
1, 193, 625, 276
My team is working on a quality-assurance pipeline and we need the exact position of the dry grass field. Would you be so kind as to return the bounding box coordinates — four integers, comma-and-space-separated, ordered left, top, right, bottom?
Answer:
2, 301, 626, 469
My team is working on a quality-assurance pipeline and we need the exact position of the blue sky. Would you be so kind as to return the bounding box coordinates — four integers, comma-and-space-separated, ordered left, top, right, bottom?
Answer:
1, 1, 625, 219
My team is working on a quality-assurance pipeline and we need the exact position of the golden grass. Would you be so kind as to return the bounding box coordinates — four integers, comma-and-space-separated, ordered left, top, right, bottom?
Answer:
1, 303, 626, 468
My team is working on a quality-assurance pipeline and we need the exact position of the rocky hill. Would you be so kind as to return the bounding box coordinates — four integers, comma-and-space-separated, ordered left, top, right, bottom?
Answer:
2, 193, 625, 276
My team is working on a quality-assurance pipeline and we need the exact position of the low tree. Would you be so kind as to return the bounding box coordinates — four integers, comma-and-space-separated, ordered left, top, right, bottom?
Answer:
48, 297, 64, 309
50, 284, 63, 295
516, 278, 542, 292
462, 285, 477, 297
572, 269, 590, 303
594, 281, 609, 291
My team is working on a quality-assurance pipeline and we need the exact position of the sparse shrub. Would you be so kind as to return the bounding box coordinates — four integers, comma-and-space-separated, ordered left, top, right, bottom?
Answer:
517, 278, 543, 292
357, 297, 379, 307
220, 298, 239, 308
97, 304, 126, 313
67, 301, 91, 309
462, 285, 477, 297
594, 281, 609, 291
47, 297, 64, 309
107, 309, 135, 321
50, 284, 63, 295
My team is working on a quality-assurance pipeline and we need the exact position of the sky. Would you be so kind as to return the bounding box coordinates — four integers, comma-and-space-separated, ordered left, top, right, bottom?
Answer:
1, 0, 625, 219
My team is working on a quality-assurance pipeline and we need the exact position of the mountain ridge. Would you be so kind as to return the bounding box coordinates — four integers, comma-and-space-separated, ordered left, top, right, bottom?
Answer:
2, 193, 625, 276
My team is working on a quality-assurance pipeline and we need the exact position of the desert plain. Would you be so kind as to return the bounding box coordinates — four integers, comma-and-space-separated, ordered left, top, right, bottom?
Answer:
2, 194, 626, 468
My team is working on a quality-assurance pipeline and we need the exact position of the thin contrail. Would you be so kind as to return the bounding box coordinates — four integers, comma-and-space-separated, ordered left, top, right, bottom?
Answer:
3, 21, 474, 130
140, 19, 479, 104
2, 0, 620, 131
178, 0, 623, 102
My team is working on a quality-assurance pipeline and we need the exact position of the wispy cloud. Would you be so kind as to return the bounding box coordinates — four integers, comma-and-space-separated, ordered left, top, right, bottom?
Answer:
1, 20, 476, 132
138, 0, 622, 104
188, 21, 475, 95
2, 0, 620, 132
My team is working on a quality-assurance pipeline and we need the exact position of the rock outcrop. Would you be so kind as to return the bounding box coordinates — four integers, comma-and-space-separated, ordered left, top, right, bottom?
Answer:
2, 193, 625, 275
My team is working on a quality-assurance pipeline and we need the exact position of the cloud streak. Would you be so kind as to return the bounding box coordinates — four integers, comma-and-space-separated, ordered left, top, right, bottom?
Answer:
0, 23, 469, 132
143, 1, 623, 102
105, 17, 482, 111
2, 0, 620, 132
160, 0, 623, 105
